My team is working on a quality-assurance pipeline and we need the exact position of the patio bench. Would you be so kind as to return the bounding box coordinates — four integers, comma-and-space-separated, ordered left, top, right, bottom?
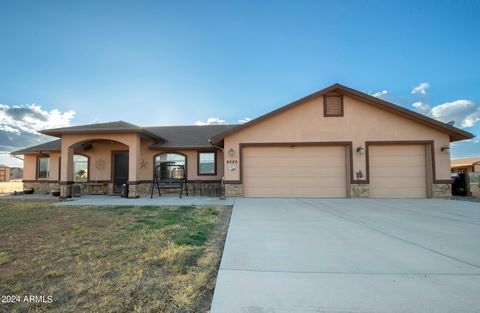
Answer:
150, 178, 189, 199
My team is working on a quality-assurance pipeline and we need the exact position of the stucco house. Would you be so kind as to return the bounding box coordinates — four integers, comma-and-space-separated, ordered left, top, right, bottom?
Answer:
451, 157, 480, 174
0, 165, 11, 182
12, 84, 473, 199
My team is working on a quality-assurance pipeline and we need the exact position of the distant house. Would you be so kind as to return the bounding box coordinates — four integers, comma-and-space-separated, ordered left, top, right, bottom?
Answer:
10, 167, 23, 180
0, 165, 11, 182
451, 158, 480, 174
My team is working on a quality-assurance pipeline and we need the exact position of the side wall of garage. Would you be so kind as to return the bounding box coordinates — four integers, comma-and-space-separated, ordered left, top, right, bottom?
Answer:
222, 94, 452, 198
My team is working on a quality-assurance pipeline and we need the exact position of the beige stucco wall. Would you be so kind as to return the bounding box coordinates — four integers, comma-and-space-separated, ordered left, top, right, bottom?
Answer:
137, 139, 224, 181
223, 94, 452, 183
23, 134, 223, 184
23, 155, 37, 180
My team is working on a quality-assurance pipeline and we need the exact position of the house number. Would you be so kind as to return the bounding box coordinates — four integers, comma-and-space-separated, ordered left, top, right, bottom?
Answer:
227, 159, 237, 171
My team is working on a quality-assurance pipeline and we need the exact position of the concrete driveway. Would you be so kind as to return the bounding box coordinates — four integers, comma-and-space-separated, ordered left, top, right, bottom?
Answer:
211, 198, 480, 313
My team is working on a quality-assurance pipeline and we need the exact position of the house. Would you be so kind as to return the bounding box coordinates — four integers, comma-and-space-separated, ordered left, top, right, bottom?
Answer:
0, 165, 11, 182
451, 157, 480, 174
11, 83, 473, 199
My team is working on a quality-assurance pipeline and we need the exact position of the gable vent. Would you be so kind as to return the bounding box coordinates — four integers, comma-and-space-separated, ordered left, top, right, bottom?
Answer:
324, 94, 343, 117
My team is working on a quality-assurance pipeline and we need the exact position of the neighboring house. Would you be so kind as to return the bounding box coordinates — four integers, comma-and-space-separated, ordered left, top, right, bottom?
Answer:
11, 84, 473, 199
451, 158, 480, 173
10, 167, 23, 180
0, 165, 11, 182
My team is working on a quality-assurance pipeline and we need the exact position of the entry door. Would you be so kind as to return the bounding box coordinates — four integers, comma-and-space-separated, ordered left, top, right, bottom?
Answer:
113, 152, 129, 193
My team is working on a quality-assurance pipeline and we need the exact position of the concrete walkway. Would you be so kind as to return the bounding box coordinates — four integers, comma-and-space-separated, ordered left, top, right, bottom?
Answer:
211, 198, 480, 313
56, 195, 234, 206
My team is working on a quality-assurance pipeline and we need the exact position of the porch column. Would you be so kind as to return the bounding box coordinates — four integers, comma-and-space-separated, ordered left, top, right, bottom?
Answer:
60, 145, 74, 198
128, 135, 141, 198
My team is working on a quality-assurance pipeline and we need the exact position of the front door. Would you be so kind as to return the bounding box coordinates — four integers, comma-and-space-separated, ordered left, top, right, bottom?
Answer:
113, 151, 129, 193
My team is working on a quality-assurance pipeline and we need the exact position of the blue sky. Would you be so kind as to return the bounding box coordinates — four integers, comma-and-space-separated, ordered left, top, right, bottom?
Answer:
0, 0, 479, 166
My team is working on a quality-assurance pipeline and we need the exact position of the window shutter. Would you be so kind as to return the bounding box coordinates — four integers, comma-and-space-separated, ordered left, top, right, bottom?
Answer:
324, 95, 343, 116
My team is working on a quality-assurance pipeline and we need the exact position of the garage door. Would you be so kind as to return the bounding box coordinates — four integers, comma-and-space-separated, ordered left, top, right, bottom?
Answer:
369, 145, 427, 198
243, 146, 347, 197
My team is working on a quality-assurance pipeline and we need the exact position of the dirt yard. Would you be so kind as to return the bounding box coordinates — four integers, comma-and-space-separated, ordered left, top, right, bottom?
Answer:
0, 180, 23, 194
0, 199, 232, 313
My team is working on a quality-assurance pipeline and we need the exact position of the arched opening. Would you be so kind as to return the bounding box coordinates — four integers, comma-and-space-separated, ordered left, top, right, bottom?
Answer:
73, 154, 89, 182
154, 153, 186, 179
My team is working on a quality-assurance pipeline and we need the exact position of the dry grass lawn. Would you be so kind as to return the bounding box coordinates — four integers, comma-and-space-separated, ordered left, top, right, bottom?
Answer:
0, 181, 23, 194
0, 199, 231, 313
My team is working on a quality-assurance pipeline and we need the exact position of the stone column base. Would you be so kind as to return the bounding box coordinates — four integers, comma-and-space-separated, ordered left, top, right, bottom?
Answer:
60, 185, 72, 198
351, 184, 369, 198
225, 184, 243, 197
432, 183, 451, 198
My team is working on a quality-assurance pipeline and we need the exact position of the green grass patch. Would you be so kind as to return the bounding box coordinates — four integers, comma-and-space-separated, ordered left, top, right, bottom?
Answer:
0, 252, 11, 265
0, 199, 231, 313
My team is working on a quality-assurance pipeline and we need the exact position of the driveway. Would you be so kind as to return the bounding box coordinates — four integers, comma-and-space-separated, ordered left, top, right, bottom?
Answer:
211, 198, 480, 313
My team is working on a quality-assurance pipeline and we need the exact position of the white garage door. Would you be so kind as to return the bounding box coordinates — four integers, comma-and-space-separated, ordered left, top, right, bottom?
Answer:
243, 146, 347, 197
369, 145, 427, 198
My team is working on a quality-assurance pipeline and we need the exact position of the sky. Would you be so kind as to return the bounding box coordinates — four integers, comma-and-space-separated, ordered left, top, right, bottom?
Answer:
0, 0, 479, 166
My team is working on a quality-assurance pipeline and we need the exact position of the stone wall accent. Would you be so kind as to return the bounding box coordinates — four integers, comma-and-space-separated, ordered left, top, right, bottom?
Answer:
432, 183, 451, 198
468, 173, 480, 197
351, 184, 369, 198
225, 184, 243, 197
24, 182, 60, 194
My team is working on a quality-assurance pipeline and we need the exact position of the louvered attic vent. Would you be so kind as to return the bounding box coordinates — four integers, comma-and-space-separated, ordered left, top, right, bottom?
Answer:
323, 94, 343, 117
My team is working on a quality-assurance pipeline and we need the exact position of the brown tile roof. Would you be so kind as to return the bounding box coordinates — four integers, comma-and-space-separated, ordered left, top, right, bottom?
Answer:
40, 121, 164, 141
11, 139, 62, 155
147, 125, 236, 148
12, 125, 236, 154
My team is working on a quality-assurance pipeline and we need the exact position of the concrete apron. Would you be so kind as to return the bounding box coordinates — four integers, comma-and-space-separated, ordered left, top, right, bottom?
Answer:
211, 198, 480, 313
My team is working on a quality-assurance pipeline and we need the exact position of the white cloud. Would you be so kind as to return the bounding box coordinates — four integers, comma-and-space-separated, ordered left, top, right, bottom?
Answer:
411, 99, 480, 128
372, 90, 389, 99
0, 103, 76, 157
412, 101, 432, 114
195, 117, 227, 126
411, 82, 430, 95
0, 103, 75, 134
238, 117, 252, 123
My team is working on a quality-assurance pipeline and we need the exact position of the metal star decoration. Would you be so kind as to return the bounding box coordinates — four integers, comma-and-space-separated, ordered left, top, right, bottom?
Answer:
140, 159, 148, 169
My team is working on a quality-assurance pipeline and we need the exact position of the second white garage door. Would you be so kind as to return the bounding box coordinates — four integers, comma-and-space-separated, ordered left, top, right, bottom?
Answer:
243, 146, 347, 197
369, 145, 427, 198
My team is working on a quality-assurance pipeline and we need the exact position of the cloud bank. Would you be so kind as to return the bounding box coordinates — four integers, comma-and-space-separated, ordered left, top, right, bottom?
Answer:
0, 103, 76, 163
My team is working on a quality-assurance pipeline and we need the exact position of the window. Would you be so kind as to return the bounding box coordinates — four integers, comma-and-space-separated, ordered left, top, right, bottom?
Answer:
154, 153, 186, 179
73, 155, 89, 182
198, 152, 216, 175
323, 94, 343, 117
37, 157, 50, 179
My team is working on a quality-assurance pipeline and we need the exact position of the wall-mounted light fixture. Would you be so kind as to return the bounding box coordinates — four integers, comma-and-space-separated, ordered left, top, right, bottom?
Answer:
228, 148, 235, 157
441, 145, 450, 154
356, 146, 365, 155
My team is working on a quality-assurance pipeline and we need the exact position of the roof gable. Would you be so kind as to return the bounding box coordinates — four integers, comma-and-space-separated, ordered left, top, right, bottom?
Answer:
211, 83, 474, 143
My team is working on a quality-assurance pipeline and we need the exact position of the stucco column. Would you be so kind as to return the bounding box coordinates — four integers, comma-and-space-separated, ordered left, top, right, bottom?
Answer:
128, 135, 141, 198
60, 145, 74, 197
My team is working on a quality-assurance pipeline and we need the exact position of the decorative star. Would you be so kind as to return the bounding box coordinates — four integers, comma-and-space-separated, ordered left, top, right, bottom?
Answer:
140, 159, 148, 169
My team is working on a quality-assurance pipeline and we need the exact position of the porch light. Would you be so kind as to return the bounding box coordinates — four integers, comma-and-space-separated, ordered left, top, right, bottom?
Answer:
356, 146, 365, 155
228, 148, 235, 157
441, 145, 450, 154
